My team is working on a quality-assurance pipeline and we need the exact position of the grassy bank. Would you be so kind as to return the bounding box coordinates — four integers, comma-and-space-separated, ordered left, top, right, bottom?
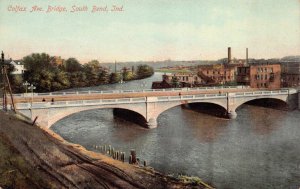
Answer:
0, 111, 212, 189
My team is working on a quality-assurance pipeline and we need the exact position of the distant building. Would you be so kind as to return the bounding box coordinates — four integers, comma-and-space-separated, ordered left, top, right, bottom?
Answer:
237, 63, 281, 89
9, 60, 26, 75
152, 72, 203, 89
197, 64, 239, 85
281, 62, 300, 87
163, 72, 203, 86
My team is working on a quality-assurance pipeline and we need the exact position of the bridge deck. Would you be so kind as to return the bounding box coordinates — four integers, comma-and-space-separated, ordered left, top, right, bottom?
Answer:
7, 87, 264, 104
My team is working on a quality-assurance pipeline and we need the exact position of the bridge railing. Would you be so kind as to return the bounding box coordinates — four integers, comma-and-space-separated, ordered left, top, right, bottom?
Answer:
14, 89, 290, 110
12, 85, 250, 98
234, 89, 289, 97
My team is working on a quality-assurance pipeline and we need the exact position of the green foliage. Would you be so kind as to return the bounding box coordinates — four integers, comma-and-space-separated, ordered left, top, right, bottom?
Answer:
171, 76, 180, 88
123, 71, 134, 81
23, 53, 52, 71
98, 69, 109, 84
11, 53, 155, 92
135, 65, 154, 79
63, 58, 82, 73
84, 60, 102, 86
122, 67, 135, 81
109, 73, 121, 83
69, 71, 87, 87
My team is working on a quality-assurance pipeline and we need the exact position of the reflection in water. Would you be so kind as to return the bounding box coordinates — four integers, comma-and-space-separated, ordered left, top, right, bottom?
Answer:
52, 73, 300, 189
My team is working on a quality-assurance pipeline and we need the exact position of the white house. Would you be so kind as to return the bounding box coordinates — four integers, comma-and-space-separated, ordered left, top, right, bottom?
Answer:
9, 60, 26, 75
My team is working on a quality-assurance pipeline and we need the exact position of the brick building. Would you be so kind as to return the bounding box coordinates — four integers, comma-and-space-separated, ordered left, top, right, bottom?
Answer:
237, 63, 281, 89
197, 64, 239, 85
281, 62, 300, 87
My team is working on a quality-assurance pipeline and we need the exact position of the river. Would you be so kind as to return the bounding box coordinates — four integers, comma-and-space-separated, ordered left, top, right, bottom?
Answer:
52, 72, 300, 189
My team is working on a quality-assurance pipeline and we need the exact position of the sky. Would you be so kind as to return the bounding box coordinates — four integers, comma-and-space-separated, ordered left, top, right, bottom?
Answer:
0, 0, 299, 63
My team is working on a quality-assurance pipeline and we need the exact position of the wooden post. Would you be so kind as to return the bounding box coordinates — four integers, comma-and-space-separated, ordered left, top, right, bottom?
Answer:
130, 150, 137, 164
121, 152, 125, 162
108, 145, 112, 155
32, 116, 38, 125
129, 155, 132, 164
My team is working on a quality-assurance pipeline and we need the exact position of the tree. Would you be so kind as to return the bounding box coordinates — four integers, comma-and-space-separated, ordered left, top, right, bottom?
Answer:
84, 60, 102, 86
69, 71, 87, 87
122, 68, 134, 81
109, 73, 121, 84
23, 53, 52, 71
63, 58, 82, 73
53, 69, 70, 90
98, 69, 109, 84
22, 53, 72, 92
171, 76, 180, 88
135, 65, 154, 79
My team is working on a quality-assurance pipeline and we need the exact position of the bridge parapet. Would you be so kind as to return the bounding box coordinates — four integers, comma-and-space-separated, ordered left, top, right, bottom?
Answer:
12, 85, 250, 98
14, 89, 291, 110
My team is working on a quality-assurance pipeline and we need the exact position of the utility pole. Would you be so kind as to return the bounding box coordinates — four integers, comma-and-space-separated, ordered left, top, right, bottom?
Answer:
23, 81, 30, 94
1, 51, 16, 112
1, 51, 7, 111
28, 84, 36, 109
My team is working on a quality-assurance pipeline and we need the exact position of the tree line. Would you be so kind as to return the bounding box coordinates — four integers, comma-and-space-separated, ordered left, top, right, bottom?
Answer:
8, 53, 154, 93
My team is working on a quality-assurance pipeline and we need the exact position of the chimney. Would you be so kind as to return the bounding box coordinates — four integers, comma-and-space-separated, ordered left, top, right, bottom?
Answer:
228, 47, 231, 64
246, 48, 248, 65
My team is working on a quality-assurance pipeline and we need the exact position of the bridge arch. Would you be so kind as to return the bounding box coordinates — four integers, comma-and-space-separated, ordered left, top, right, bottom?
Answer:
47, 103, 147, 128
146, 99, 228, 127
231, 96, 289, 112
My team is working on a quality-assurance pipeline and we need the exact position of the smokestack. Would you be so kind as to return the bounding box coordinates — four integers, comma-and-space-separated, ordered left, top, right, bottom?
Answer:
228, 47, 231, 64
246, 48, 248, 65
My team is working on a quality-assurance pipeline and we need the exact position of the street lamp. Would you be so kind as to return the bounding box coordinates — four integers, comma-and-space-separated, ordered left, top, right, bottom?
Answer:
28, 84, 36, 108
23, 81, 30, 95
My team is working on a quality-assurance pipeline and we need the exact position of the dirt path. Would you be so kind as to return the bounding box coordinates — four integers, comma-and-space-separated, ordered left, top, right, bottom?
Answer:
0, 111, 212, 189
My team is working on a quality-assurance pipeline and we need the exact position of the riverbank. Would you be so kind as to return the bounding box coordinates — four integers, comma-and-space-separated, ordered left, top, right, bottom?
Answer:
0, 111, 212, 189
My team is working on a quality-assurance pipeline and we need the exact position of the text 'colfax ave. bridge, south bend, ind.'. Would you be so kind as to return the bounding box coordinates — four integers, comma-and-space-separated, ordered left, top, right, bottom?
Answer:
3, 86, 300, 129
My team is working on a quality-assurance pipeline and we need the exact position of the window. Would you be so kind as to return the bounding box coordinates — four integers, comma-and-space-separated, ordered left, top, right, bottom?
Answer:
265, 75, 268, 80
207, 71, 209, 74
261, 75, 263, 80
264, 68, 267, 72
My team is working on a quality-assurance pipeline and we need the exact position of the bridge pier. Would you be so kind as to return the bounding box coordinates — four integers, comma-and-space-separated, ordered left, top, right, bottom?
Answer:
147, 118, 157, 129
227, 110, 237, 119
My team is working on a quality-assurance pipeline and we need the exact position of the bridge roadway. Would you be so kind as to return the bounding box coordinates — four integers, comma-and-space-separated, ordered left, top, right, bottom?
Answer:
11, 86, 256, 103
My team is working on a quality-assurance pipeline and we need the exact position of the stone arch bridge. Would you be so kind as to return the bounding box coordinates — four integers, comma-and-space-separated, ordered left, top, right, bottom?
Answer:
13, 88, 299, 129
